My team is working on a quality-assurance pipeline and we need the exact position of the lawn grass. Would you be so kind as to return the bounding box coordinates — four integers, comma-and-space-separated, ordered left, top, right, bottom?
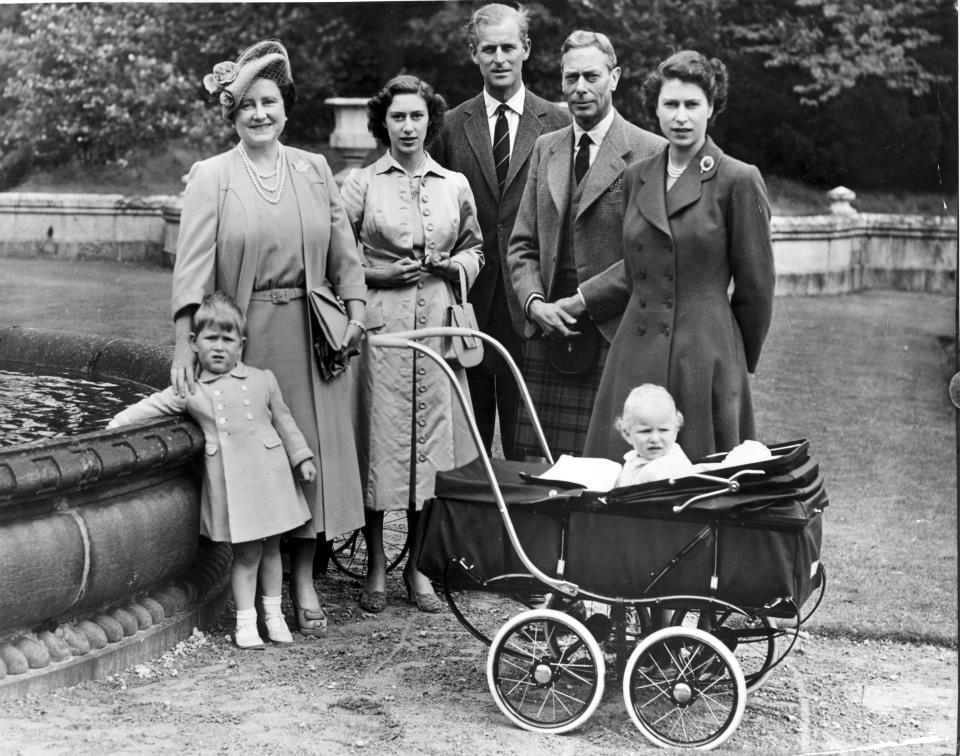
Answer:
1, 258, 956, 645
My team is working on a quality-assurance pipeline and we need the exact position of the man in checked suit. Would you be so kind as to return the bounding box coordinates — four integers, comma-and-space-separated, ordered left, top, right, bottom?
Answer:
432, 3, 569, 461
507, 30, 666, 458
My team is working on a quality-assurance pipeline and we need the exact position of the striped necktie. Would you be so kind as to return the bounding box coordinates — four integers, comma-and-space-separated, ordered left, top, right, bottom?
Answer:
493, 104, 510, 195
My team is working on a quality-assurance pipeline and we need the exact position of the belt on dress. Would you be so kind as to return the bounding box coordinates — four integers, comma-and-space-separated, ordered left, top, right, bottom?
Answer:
249, 287, 306, 304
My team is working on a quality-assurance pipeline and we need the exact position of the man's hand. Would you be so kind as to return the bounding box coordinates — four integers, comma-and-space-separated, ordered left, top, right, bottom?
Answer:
528, 299, 581, 339
554, 293, 587, 319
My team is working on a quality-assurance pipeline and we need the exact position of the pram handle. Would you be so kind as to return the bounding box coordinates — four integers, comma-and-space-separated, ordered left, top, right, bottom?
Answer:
367, 330, 579, 599
369, 327, 553, 464
671, 469, 766, 513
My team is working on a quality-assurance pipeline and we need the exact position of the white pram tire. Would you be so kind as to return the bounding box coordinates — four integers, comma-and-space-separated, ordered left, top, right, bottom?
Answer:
486, 608, 605, 733
623, 626, 746, 750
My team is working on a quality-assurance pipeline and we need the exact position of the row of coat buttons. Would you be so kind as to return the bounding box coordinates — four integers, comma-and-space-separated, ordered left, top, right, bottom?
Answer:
636, 268, 674, 282
636, 322, 672, 336
636, 296, 674, 308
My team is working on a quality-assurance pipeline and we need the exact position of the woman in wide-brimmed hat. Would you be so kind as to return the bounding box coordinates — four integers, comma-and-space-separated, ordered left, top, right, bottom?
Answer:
170, 39, 367, 641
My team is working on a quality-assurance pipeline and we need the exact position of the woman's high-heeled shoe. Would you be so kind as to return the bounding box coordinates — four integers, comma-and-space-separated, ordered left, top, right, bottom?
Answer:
359, 589, 386, 613
292, 600, 328, 637
402, 574, 442, 614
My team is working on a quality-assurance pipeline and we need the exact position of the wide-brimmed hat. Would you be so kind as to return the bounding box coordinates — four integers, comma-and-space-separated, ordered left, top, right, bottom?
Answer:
202, 39, 293, 119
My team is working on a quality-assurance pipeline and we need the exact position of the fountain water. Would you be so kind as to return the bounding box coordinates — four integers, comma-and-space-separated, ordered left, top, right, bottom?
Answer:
0, 326, 231, 699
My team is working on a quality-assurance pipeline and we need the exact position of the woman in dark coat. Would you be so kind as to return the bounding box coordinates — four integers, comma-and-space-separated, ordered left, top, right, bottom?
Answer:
584, 51, 775, 463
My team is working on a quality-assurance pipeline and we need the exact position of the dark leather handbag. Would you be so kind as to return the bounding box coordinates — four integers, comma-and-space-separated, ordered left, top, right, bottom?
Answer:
443, 266, 484, 369
308, 284, 351, 381
546, 316, 600, 376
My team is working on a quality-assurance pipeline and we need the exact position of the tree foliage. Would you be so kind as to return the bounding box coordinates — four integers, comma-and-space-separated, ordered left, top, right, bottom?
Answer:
0, 0, 953, 192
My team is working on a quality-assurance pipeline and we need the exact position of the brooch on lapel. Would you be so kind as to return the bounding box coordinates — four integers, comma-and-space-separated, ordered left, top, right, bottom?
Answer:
291, 159, 310, 174
699, 156, 715, 173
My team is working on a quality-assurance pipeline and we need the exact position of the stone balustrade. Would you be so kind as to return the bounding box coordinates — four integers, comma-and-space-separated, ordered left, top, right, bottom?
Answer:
0, 189, 954, 295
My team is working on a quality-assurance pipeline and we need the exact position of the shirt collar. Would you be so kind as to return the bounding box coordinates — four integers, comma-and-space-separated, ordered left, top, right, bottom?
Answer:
483, 86, 526, 119
573, 107, 616, 147
374, 150, 445, 179
198, 361, 248, 383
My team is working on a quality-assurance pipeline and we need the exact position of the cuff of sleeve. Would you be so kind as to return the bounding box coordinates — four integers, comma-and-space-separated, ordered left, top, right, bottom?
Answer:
171, 290, 205, 321
333, 284, 368, 303
524, 293, 545, 318
289, 449, 314, 468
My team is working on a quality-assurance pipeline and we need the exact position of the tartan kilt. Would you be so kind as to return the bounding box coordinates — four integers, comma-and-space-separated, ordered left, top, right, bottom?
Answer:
511, 335, 609, 459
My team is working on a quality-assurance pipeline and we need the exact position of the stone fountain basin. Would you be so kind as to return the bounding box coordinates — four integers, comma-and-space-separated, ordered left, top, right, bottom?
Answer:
0, 326, 230, 698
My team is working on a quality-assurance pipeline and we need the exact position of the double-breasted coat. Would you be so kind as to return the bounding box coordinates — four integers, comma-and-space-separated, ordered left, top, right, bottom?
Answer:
110, 363, 312, 544
583, 138, 776, 462
507, 111, 666, 341
340, 153, 484, 510
171, 146, 367, 539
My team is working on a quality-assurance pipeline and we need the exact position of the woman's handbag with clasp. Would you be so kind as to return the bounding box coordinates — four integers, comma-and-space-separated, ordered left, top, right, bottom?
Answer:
443, 265, 484, 369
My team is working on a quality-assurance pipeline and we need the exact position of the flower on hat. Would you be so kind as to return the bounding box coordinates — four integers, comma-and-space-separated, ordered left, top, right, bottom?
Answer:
219, 90, 235, 109
699, 155, 715, 173
203, 61, 240, 95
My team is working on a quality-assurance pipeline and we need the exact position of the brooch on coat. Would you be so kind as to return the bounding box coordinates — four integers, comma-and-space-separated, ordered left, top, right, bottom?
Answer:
291, 159, 310, 174
699, 156, 715, 173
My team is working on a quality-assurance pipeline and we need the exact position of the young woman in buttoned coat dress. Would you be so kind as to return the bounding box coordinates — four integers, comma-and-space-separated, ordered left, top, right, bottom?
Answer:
584, 51, 775, 463
340, 75, 483, 614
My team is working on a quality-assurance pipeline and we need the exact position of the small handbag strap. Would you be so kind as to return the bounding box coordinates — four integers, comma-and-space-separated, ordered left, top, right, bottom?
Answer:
456, 263, 469, 304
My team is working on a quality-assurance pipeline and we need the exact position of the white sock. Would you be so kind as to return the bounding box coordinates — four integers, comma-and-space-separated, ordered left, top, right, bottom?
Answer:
261, 595, 283, 619
235, 607, 257, 628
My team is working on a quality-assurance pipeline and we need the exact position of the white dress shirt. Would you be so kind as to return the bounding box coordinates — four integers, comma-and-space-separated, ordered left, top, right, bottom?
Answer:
572, 107, 616, 169
483, 86, 526, 154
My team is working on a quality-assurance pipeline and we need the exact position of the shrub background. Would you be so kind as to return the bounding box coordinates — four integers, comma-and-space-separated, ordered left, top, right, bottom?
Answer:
0, 0, 954, 193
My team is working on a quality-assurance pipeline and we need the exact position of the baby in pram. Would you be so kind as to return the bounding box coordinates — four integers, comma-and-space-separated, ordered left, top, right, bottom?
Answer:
614, 384, 694, 487
613, 384, 774, 487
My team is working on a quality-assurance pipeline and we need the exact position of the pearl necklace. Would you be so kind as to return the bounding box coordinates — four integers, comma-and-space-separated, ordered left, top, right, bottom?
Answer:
238, 142, 286, 204
667, 158, 686, 178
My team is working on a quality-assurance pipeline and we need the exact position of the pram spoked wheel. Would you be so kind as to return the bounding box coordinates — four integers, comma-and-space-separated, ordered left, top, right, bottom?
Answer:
329, 510, 409, 579
671, 608, 780, 692
486, 608, 605, 734
623, 627, 746, 750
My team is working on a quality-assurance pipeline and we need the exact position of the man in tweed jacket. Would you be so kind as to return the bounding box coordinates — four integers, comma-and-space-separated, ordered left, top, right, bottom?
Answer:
432, 3, 569, 460
506, 30, 665, 458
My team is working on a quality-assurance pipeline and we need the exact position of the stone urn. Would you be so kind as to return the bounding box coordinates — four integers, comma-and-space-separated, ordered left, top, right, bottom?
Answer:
325, 97, 378, 185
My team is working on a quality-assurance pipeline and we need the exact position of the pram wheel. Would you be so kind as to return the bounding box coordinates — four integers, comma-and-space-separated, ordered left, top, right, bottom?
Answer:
670, 608, 780, 692
623, 627, 746, 750
487, 608, 605, 734
329, 511, 409, 579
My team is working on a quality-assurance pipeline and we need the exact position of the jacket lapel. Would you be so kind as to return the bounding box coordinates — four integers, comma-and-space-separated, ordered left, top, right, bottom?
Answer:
503, 96, 543, 193
287, 147, 325, 288
463, 94, 500, 200
545, 125, 573, 220
665, 137, 722, 218
576, 111, 627, 220
228, 149, 262, 312
635, 149, 671, 237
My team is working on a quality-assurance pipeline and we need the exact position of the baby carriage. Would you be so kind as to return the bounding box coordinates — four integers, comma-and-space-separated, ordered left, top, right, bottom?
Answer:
368, 328, 827, 751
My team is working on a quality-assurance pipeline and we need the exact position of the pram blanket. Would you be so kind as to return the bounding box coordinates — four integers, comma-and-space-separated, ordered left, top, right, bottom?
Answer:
417, 440, 826, 613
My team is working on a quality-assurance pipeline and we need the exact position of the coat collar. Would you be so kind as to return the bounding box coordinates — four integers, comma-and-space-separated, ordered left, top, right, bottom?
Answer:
372, 149, 446, 179
635, 136, 724, 236
461, 90, 560, 198
664, 136, 723, 218
198, 361, 249, 383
